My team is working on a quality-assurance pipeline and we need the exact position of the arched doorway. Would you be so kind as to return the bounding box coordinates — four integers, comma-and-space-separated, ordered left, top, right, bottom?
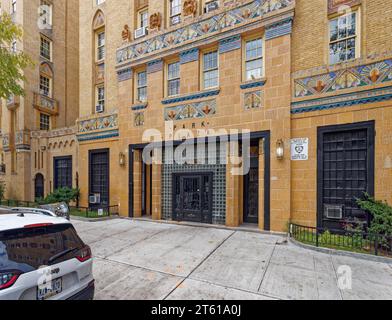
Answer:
35, 173, 44, 200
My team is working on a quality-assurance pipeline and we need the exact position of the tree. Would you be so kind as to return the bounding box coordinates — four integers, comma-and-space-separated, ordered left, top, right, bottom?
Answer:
0, 13, 32, 99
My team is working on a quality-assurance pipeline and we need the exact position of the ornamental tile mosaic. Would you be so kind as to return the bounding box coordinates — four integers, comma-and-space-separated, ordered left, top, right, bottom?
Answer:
244, 91, 263, 110
164, 100, 217, 121
78, 113, 118, 133
294, 59, 392, 98
134, 112, 145, 127
116, 0, 293, 65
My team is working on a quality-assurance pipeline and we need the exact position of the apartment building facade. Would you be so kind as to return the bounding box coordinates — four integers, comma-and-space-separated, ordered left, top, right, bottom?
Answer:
0, 0, 79, 201
2, 0, 392, 233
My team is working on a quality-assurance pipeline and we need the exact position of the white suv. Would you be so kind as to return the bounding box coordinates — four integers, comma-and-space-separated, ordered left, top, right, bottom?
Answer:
0, 213, 94, 300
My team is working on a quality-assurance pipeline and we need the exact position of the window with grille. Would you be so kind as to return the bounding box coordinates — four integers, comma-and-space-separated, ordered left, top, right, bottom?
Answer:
168, 61, 180, 97
245, 38, 263, 81
54, 156, 73, 190
40, 75, 51, 97
97, 31, 105, 61
329, 12, 358, 64
203, 50, 219, 89
89, 150, 109, 206
40, 36, 51, 60
40, 113, 50, 131
137, 71, 147, 102
169, 0, 181, 25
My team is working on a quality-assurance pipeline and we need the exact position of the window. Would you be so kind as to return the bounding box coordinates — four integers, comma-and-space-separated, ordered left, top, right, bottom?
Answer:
137, 71, 147, 102
40, 75, 51, 97
202, 50, 219, 89
97, 31, 105, 61
167, 61, 180, 97
39, 0, 52, 27
244, 38, 263, 81
40, 113, 50, 131
40, 36, 51, 60
54, 156, 73, 190
11, 40, 17, 53
96, 0, 105, 5
11, 0, 16, 14
169, 0, 181, 26
204, 0, 219, 13
89, 149, 109, 206
139, 9, 149, 29
329, 11, 359, 64
96, 86, 105, 112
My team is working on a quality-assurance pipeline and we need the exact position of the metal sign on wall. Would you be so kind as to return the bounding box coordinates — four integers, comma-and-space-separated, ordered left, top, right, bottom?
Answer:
291, 138, 309, 161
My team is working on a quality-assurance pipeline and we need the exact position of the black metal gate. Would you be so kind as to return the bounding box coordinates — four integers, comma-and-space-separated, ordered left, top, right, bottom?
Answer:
172, 172, 213, 223
89, 149, 109, 207
317, 122, 375, 230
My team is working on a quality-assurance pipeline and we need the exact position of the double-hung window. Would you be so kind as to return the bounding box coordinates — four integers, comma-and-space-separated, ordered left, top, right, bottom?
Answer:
96, 86, 105, 111
97, 31, 105, 61
203, 50, 219, 89
169, 0, 181, 26
40, 113, 50, 131
329, 11, 358, 64
40, 36, 51, 60
40, 75, 51, 97
137, 71, 147, 102
139, 10, 149, 29
167, 61, 180, 97
245, 38, 263, 81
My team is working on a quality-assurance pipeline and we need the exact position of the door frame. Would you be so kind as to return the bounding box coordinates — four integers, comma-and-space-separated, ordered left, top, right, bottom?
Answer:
88, 148, 110, 207
317, 121, 375, 229
128, 131, 271, 230
172, 172, 213, 224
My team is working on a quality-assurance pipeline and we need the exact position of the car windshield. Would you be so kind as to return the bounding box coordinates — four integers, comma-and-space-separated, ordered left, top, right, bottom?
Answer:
0, 224, 85, 272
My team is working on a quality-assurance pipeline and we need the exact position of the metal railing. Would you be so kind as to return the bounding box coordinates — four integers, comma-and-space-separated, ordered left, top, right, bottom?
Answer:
69, 205, 119, 219
290, 223, 392, 257
0, 199, 39, 208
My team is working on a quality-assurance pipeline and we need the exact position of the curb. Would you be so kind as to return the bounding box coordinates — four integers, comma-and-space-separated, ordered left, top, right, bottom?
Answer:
289, 237, 392, 264
70, 215, 120, 223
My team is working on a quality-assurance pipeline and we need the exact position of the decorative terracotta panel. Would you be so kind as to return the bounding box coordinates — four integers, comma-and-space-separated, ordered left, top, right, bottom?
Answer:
328, 0, 361, 14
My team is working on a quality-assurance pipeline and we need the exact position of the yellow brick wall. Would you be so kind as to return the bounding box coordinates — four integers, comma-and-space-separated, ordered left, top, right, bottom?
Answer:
292, 0, 392, 73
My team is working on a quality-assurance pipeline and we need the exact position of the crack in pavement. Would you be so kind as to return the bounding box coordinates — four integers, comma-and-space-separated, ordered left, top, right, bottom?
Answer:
162, 230, 237, 300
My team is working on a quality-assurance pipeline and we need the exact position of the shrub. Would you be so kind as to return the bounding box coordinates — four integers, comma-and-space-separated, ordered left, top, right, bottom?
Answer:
37, 187, 80, 205
0, 181, 5, 201
357, 194, 392, 237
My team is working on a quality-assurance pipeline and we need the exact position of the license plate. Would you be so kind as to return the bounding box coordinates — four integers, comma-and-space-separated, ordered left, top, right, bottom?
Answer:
37, 278, 63, 300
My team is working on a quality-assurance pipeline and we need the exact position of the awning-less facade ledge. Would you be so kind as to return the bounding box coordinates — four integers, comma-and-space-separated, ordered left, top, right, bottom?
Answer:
115, 0, 295, 69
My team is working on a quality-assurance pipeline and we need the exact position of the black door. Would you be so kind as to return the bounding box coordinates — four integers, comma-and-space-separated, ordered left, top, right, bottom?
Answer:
89, 149, 109, 207
35, 173, 44, 200
173, 173, 213, 223
244, 167, 259, 224
318, 122, 375, 230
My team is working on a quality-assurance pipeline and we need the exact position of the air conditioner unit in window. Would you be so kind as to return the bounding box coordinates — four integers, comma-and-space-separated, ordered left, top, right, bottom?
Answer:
324, 204, 344, 220
95, 104, 104, 113
89, 194, 101, 205
205, 1, 219, 13
134, 27, 148, 39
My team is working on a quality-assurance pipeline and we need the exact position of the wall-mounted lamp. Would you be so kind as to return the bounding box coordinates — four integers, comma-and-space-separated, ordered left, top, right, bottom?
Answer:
276, 139, 284, 160
119, 152, 126, 166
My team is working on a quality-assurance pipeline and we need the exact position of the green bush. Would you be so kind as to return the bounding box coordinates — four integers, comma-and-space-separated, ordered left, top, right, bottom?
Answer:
36, 187, 80, 205
357, 193, 392, 240
0, 181, 5, 202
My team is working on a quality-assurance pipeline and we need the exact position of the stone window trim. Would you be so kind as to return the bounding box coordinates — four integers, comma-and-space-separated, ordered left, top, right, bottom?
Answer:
166, 59, 181, 97
328, 8, 361, 65
201, 48, 219, 90
243, 36, 264, 82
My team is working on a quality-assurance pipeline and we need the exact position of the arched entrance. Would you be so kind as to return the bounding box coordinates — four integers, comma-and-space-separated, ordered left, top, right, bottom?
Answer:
35, 173, 44, 199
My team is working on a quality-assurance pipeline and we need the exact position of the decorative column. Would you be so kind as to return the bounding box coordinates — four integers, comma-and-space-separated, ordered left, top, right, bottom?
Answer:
133, 150, 143, 218
258, 138, 265, 230
225, 141, 241, 227
151, 162, 162, 221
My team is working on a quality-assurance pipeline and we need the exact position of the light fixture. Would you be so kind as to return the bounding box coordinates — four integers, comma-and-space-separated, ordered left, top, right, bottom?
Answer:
276, 139, 284, 160
119, 152, 126, 166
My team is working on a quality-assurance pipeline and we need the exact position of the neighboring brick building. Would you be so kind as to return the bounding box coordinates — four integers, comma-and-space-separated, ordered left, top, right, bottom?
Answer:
0, 0, 79, 201
2, 0, 392, 233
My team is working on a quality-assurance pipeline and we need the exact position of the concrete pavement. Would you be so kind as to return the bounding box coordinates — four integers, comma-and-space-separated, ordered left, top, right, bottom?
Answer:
71, 218, 392, 300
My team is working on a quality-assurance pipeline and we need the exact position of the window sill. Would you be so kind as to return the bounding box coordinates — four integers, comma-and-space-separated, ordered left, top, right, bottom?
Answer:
131, 102, 148, 111
162, 88, 221, 105
240, 78, 266, 90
